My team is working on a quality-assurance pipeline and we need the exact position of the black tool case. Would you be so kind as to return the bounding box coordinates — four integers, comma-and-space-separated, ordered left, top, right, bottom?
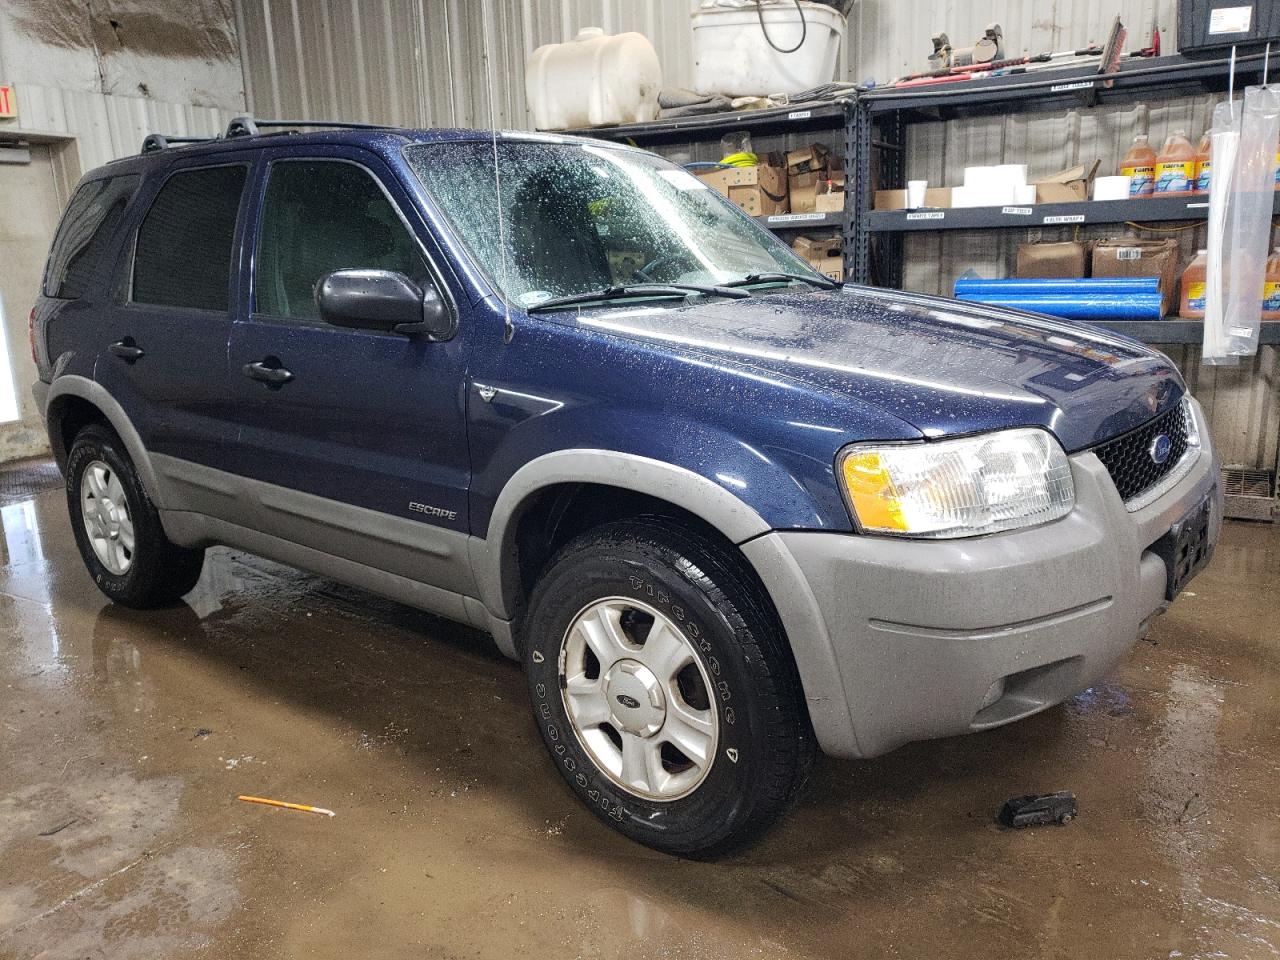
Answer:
1179, 0, 1280, 56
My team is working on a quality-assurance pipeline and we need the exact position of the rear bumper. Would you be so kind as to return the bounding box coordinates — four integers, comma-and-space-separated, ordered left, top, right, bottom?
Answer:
746, 398, 1221, 760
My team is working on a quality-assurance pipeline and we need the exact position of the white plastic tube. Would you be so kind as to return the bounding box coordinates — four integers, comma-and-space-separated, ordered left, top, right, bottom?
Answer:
1204, 85, 1280, 363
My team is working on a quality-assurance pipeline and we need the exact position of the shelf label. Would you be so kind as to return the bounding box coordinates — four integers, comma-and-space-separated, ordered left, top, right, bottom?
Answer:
1001, 206, 1033, 215
906, 211, 945, 220
1049, 80, 1095, 93
1042, 214, 1086, 224
766, 212, 828, 223
1185, 201, 1209, 209
787, 110, 812, 120
1209, 6, 1251, 34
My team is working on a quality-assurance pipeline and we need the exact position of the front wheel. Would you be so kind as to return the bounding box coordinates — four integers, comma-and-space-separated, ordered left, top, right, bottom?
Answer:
524, 520, 814, 857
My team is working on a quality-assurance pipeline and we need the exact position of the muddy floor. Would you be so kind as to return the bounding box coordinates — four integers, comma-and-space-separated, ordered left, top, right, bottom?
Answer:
1, 465, 1277, 959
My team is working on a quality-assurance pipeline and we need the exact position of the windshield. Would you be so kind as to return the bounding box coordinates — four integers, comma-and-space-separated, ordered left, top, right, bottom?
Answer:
404, 139, 827, 309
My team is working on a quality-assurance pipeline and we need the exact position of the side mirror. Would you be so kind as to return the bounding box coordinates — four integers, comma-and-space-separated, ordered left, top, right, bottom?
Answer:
316, 269, 454, 340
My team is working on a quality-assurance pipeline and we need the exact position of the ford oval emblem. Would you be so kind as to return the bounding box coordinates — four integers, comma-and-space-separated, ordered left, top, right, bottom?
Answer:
615, 694, 641, 709
1149, 433, 1172, 465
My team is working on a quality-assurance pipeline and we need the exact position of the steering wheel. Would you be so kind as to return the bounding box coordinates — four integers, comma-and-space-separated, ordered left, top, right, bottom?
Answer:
635, 253, 682, 283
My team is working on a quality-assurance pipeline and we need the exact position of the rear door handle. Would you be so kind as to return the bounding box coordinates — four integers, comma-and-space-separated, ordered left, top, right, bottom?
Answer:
243, 360, 294, 386
109, 339, 145, 363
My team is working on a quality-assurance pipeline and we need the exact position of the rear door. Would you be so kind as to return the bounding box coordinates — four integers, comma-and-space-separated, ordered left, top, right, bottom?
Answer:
93, 156, 254, 471
221, 145, 473, 588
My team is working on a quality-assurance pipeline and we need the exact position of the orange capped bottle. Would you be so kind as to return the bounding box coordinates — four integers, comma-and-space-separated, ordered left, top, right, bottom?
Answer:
1155, 130, 1196, 196
1180, 249, 1208, 319
1193, 132, 1211, 194
1263, 248, 1280, 320
1121, 134, 1157, 197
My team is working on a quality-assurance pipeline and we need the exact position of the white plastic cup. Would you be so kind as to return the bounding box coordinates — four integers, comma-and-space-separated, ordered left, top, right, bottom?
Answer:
907, 180, 928, 209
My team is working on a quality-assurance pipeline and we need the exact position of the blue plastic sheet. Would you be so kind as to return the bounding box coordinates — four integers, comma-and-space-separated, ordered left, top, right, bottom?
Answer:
955, 292, 1164, 320
954, 277, 1160, 297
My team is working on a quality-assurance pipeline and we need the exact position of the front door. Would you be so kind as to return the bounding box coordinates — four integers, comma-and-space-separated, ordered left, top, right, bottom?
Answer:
223, 147, 473, 589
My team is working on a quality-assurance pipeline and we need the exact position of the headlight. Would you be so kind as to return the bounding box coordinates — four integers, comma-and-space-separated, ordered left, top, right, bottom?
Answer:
838, 428, 1075, 538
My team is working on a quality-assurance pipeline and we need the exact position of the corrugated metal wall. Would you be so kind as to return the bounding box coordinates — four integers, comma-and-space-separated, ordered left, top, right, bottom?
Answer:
851, 0, 1178, 86
235, 0, 709, 131
234, 0, 1278, 472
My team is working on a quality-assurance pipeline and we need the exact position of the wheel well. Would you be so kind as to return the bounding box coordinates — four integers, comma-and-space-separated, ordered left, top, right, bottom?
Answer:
508, 482, 774, 625
48, 395, 108, 469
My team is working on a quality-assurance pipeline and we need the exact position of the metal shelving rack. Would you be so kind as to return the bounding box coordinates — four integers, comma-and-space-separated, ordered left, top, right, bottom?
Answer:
566, 52, 1280, 346
856, 51, 1280, 345
564, 97, 859, 298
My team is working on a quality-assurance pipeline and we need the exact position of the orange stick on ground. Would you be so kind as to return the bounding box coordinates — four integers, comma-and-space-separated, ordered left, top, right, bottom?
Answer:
237, 795, 335, 817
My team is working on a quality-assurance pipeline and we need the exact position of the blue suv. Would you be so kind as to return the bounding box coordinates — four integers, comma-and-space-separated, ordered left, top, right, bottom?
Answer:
32, 118, 1221, 856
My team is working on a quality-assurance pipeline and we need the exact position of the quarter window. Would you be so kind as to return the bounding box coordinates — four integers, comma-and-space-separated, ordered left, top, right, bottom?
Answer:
44, 175, 139, 299
133, 165, 248, 311
255, 160, 428, 321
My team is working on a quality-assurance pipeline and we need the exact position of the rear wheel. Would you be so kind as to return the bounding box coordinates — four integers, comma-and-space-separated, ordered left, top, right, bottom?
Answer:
524, 519, 814, 857
66, 424, 204, 608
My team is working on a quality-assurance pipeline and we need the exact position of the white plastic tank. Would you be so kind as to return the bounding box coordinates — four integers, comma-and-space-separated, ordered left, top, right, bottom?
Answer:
691, 1, 846, 98
526, 27, 663, 131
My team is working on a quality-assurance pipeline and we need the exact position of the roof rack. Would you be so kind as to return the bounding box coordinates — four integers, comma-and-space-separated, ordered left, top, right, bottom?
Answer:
224, 116, 396, 139
140, 133, 217, 154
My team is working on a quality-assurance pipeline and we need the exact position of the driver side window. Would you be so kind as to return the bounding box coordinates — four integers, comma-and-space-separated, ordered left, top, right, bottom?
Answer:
255, 159, 429, 321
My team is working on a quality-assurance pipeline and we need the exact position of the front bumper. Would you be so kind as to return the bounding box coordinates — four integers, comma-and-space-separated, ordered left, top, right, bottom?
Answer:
745, 399, 1222, 760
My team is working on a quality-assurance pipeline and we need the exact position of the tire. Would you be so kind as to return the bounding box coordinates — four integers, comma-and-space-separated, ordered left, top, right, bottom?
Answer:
524, 518, 815, 857
66, 423, 205, 608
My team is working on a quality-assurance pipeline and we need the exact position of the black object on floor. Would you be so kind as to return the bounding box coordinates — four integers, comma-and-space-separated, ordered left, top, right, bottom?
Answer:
997, 792, 1077, 828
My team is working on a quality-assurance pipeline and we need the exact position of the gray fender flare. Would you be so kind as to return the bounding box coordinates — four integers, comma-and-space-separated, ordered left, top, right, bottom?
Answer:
44, 375, 166, 507
471, 449, 772, 621
469, 449, 860, 755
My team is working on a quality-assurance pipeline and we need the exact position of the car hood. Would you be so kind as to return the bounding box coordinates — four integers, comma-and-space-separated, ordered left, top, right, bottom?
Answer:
565, 286, 1184, 451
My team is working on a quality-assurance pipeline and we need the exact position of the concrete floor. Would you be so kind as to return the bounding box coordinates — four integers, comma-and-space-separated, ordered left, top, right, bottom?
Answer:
1, 467, 1278, 960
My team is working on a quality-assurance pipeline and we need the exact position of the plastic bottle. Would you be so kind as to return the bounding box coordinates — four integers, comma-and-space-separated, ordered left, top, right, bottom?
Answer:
1155, 130, 1196, 196
1263, 248, 1280, 320
1121, 134, 1157, 197
1193, 132, 1212, 194
1180, 249, 1208, 319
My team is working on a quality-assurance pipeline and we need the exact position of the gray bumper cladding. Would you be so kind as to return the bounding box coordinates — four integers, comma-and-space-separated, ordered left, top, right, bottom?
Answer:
746, 401, 1222, 760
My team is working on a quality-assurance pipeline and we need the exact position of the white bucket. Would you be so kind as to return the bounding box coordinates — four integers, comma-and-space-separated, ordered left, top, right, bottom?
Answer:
691, 1, 846, 98
526, 27, 663, 130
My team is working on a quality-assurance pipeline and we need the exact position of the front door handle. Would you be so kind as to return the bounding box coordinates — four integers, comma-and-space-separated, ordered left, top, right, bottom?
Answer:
109, 339, 145, 363
243, 360, 294, 386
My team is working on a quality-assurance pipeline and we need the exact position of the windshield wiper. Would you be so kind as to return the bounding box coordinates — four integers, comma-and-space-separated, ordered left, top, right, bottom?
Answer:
525, 282, 750, 313
724, 272, 841, 290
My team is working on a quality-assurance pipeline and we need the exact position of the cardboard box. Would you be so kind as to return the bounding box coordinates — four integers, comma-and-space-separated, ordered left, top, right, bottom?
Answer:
1092, 237, 1179, 315
791, 234, 843, 281
1016, 241, 1089, 279
607, 249, 647, 281
792, 171, 846, 213
874, 187, 952, 210
1035, 160, 1100, 204
814, 186, 844, 213
696, 162, 788, 216
786, 144, 832, 177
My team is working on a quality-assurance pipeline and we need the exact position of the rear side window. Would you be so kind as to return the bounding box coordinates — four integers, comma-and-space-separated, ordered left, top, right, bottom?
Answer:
255, 160, 428, 321
133, 164, 248, 311
44, 175, 139, 299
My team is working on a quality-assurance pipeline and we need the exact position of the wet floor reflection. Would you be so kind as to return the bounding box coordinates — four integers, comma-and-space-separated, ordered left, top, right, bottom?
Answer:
1, 483, 1278, 960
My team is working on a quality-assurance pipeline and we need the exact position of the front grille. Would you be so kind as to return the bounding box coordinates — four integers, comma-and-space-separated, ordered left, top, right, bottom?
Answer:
1092, 401, 1189, 503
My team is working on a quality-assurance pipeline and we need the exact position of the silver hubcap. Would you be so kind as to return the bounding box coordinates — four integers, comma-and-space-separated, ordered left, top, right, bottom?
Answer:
80, 460, 134, 576
560, 597, 718, 801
